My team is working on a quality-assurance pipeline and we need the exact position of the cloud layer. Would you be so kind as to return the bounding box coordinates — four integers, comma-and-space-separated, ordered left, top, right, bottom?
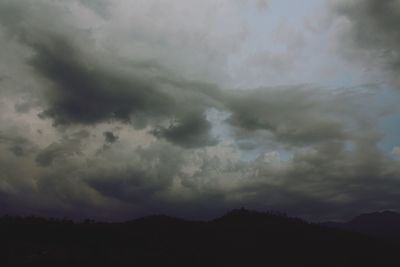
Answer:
0, 0, 400, 221
334, 0, 400, 87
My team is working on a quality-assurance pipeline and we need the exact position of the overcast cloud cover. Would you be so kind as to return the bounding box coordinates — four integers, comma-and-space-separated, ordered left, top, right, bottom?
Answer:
0, 0, 400, 221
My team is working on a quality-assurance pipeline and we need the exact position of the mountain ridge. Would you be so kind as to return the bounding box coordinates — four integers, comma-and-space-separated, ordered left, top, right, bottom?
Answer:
1, 209, 399, 266
322, 210, 400, 240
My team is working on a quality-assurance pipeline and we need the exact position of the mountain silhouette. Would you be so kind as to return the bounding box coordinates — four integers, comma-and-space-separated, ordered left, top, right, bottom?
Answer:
323, 210, 400, 240
1, 209, 399, 266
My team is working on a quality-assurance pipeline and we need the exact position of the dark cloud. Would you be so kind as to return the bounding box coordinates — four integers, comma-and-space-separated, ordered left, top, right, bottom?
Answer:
0, 134, 36, 157
84, 142, 184, 204
0, 0, 400, 221
202, 139, 400, 221
103, 131, 118, 144
151, 112, 217, 148
30, 36, 174, 126
87, 168, 168, 203
335, 0, 400, 87
14, 101, 33, 113
225, 86, 349, 146
35, 131, 88, 167
28, 35, 221, 147
0, 0, 224, 149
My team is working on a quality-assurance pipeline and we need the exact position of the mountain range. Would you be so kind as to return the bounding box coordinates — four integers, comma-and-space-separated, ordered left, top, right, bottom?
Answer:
322, 210, 400, 240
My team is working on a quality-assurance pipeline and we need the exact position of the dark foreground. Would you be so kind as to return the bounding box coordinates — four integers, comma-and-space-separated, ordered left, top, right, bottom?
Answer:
1, 209, 399, 267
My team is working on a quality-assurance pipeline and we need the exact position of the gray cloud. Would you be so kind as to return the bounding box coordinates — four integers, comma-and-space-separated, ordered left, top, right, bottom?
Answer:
0, 133, 37, 157
28, 36, 222, 147
30, 36, 174, 126
0, 0, 224, 149
78, 0, 110, 18
151, 112, 217, 148
35, 130, 89, 167
85, 143, 183, 203
188, 137, 400, 220
0, 0, 399, 221
225, 86, 351, 146
103, 131, 118, 144
335, 0, 400, 87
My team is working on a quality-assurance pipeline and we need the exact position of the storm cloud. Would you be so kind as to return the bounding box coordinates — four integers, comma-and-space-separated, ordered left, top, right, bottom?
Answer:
0, 0, 400, 221
334, 0, 400, 87
226, 86, 351, 146
0, 0, 224, 148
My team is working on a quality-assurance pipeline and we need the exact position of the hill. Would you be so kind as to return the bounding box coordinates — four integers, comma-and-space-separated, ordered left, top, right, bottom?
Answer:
1, 209, 399, 266
323, 210, 400, 240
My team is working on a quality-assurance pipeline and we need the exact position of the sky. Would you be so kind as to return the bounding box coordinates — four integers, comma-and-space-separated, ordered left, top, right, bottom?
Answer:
0, 0, 400, 221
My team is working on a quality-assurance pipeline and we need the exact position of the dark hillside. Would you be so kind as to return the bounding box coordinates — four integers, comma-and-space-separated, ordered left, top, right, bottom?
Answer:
1, 209, 399, 267
323, 210, 400, 240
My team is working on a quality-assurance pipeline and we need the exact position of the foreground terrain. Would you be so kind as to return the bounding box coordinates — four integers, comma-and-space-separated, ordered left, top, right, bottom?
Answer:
1, 209, 399, 266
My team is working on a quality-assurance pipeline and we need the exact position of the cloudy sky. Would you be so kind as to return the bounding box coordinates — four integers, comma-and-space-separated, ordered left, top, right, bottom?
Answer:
0, 0, 400, 221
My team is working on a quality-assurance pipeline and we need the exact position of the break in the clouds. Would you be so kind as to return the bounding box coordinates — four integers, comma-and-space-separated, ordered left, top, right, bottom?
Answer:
0, 0, 400, 221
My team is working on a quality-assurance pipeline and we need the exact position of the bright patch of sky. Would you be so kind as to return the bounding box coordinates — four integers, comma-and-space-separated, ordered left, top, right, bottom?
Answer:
222, 0, 400, 158
225, 0, 382, 89
378, 86, 400, 155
